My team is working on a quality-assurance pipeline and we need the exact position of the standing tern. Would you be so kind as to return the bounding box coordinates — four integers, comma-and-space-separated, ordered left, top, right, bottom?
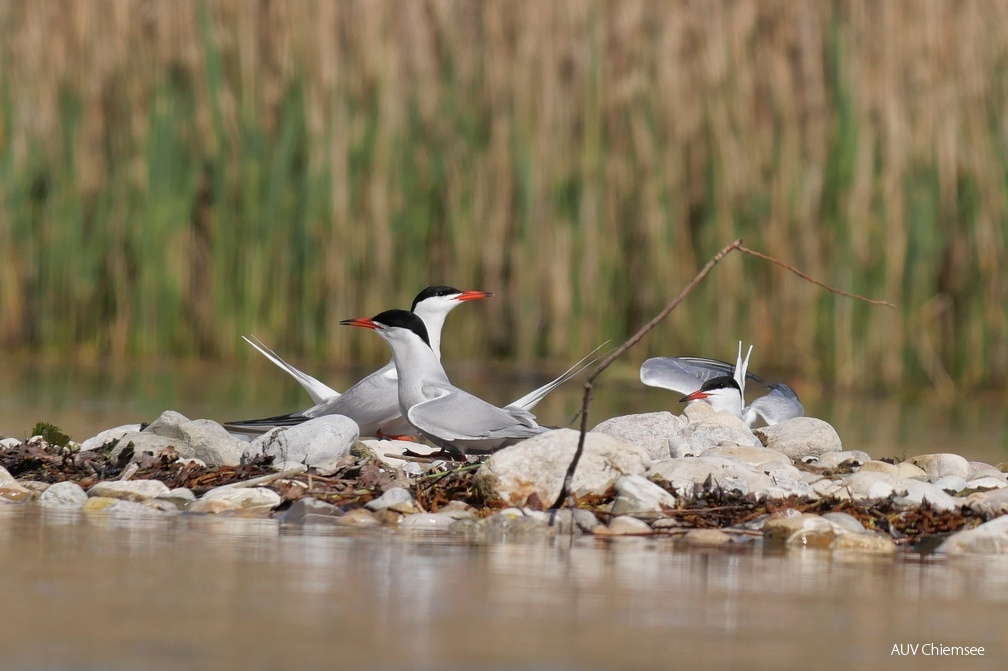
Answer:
227, 286, 596, 439
640, 341, 804, 426
340, 309, 551, 453
226, 286, 491, 438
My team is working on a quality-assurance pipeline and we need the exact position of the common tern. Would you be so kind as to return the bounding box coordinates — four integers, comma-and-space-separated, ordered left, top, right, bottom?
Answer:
228, 286, 594, 439
341, 309, 551, 453
640, 342, 804, 426
226, 286, 491, 438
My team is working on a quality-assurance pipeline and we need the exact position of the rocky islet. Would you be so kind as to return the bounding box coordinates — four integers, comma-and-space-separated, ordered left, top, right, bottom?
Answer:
1, 408, 1007, 556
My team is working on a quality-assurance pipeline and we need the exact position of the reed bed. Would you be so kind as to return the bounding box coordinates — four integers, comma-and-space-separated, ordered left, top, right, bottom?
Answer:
0, 0, 1006, 390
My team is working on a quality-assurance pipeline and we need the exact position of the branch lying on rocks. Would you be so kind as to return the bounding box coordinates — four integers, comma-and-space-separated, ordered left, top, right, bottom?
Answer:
550, 238, 895, 512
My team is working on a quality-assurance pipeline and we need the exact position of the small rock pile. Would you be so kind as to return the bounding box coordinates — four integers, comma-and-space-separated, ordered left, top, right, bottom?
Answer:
2, 407, 1008, 555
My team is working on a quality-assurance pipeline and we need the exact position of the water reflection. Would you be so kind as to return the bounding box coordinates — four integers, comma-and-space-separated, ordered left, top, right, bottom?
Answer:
1, 507, 1006, 670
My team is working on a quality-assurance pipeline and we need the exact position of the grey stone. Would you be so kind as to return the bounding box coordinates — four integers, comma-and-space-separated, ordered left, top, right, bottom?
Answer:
83, 496, 173, 515
548, 508, 602, 535
702, 445, 792, 468
938, 515, 1008, 555
896, 461, 928, 478
282, 497, 345, 525
201, 486, 282, 511
337, 508, 381, 527
245, 415, 359, 469
968, 461, 1007, 482
162, 488, 197, 502
1, 437, 21, 449
38, 481, 88, 510
609, 474, 677, 515
761, 463, 817, 499
822, 511, 866, 533
932, 475, 968, 494
682, 402, 715, 422
187, 498, 243, 514
596, 515, 653, 536
962, 488, 1008, 515
590, 412, 685, 460
360, 438, 441, 470
831, 532, 898, 553
649, 457, 775, 499
365, 487, 416, 512
833, 472, 959, 511
763, 513, 894, 553
474, 429, 650, 507
818, 450, 872, 468
399, 510, 476, 530
965, 476, 1008, 491
857, 460, 900, 476
478, 509, 552, 541
684, 529, 733, 546
754, 417, 842, 460
88, 479, 171, 502
668, 412, 759, 458
906, 453, 971, 479
145, 411, 246, 466
80, 424, 142, 452
109, 411, 245, 467
0, 467, 33, 502
111, 432, 175, 462
0, 466, 20, 487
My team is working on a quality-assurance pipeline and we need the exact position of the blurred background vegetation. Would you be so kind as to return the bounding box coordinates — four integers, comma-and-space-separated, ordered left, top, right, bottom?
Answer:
0, 0, 1006, 391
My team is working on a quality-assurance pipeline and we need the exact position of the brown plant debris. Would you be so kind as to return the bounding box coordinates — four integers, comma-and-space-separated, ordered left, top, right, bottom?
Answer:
0, 439, 1000, 548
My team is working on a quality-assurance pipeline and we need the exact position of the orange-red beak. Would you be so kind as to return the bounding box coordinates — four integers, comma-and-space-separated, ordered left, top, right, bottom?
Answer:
679, 390, 709, 403
455, 290, 493, 302
340, 317, 380, 330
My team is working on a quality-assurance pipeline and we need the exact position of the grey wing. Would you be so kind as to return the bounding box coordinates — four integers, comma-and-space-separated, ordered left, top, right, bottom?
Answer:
640, 357, 724, 394
225, 362, 400, 437
309, 362, 402, 435
244, 335, 340, 405
408, 386, 543, 442
676, 356, 765, 384
746, 383, 804, 425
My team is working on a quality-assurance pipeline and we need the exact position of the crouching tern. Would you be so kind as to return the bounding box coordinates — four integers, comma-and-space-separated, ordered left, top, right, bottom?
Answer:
341, 309, 552, 453
640, 342, 804, 426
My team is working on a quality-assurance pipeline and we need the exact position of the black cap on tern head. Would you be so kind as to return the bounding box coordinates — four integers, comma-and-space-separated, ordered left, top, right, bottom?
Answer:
410, 285, 493, 311
411, 286, 461, 311
340, 309, 432, 348
679, 374, 740, 403
371, 309, 432, 347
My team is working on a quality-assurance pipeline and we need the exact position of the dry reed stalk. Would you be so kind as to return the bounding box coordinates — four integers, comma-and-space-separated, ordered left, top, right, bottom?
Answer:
0, 1, 1005, 387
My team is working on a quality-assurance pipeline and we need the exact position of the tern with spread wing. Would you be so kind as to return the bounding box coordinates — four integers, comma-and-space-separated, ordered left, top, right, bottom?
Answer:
640, 342, 804, 426
341, 309, 552, 453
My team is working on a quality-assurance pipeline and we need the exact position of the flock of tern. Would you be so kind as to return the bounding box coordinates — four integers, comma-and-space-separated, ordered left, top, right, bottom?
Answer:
228, 286, 804, 454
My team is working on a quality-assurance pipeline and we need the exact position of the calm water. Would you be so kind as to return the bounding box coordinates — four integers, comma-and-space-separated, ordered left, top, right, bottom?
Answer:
1, 356, 1006, 463
1, 358, 1007, 670
0, 506, 1006, 670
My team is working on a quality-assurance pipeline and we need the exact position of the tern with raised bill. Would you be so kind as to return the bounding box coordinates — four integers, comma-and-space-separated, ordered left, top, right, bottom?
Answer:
640, 341, 804, 426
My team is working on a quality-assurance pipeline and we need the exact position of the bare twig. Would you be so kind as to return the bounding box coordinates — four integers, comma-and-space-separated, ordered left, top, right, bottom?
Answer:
737, 245, 896, 308
549, 238, 893, 512
551, 238, 745, 510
